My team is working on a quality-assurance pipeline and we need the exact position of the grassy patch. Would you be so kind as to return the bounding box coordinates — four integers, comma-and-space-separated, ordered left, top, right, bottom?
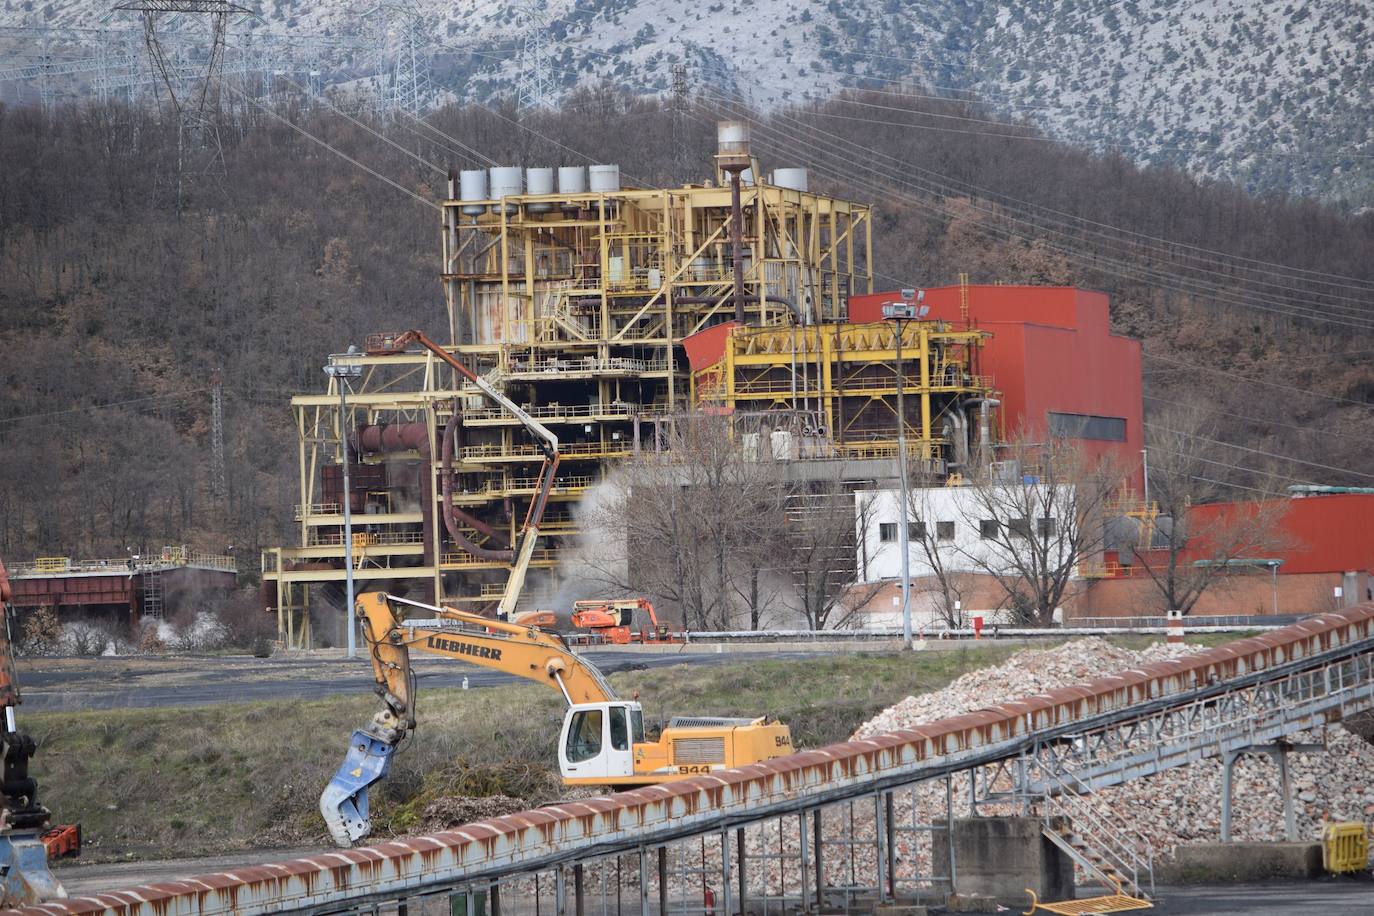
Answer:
25, 637, 1219, 861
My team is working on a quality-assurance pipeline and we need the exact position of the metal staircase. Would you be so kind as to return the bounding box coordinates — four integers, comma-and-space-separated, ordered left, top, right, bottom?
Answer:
1035, 768, 1154, 900
141, 567, 165, 619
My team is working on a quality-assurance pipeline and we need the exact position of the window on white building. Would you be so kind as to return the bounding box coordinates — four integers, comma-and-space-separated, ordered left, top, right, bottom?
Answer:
979, 519, 1000, 539
1008, 517, 1032, 539
1038, 517, 1057, 538
937, 521, 955, 541
911, 521, 927, 540
879, 522, 897, 542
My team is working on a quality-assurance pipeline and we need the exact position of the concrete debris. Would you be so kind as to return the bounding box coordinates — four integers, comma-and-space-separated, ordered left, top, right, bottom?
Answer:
852, 638, 1374, 863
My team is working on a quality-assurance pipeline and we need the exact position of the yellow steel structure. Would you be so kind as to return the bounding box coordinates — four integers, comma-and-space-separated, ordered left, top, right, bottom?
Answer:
262, 164, 873, 647
690, 320, 993, 468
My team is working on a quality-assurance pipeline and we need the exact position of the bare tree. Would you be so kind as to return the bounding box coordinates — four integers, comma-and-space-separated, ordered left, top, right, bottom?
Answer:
958, 434, 1124, 625
576, 414, 786, 630
779, 479, 882, 630
1133, 407, 1293, 614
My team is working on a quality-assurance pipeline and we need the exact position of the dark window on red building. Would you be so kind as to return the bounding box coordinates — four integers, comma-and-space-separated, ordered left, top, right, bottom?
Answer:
1048, 411, 1127, 442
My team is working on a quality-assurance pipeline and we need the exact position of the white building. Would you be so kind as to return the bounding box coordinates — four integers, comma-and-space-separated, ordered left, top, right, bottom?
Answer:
853, 486, 1077, 626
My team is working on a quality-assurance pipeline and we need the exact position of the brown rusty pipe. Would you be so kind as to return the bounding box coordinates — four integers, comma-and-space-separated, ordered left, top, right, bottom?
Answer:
730, 169, 745, 324
452, 506, 510, 548
441, 413, 514, 562
444, 413, 511, 547
351, 423, 429, 456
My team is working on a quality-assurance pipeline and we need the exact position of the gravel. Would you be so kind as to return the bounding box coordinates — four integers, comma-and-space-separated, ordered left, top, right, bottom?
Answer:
852, 638, 1374, 861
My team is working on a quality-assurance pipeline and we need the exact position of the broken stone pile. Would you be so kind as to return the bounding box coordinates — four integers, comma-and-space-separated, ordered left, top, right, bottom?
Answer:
853, 638, 1374, 861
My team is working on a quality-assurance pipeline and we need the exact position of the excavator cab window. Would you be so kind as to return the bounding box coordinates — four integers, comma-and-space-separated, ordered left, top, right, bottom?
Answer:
566, 709, 603, 763
609, 705, 629, 751
630, 707, 645, 744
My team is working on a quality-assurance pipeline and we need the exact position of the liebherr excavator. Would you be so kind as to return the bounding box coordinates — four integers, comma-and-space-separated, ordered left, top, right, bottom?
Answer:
320, 593, 794, 847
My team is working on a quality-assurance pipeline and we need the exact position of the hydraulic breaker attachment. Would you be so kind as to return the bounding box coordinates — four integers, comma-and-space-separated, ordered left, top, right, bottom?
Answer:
0, 831, 66, 907
319, 730, 396, 847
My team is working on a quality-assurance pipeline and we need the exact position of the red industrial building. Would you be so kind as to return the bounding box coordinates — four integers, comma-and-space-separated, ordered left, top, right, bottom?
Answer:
844, 284, 1371, 620
848, 284, 1144, 489
1074, 490, 1374, 619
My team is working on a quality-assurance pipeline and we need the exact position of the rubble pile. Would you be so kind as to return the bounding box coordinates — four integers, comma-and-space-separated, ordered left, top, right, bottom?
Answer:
853, 638, 1374, 860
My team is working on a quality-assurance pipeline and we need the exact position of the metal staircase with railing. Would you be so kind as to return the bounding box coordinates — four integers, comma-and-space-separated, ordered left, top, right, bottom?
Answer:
141, 567, 164, 619
1035, 768, 1154, 901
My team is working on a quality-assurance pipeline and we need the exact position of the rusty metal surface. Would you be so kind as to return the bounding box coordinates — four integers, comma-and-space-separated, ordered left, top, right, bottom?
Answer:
17, 606, 1374, 916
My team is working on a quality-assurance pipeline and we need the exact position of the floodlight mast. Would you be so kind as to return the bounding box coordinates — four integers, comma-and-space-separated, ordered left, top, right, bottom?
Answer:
882, 288, 925, 650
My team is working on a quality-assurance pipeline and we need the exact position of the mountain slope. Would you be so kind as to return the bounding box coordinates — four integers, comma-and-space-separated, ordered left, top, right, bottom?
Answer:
2, 0, 1369, 203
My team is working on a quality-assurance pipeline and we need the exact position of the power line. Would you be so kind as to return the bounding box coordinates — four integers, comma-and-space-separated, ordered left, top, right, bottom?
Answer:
278, 75, 446, 175
1142, 393, 1369, 445
1147, 444, 1318, 487
694, 102, 1374, 330
0, 389, 210, 427
1145, 422, 1374, 481
394, 109, 497, 167
227, 84, 441, 211
1143, 353, 1374, 410
749, 101, 1374, 306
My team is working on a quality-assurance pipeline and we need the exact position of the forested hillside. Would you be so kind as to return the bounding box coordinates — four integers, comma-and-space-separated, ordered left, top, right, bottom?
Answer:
1, 87, 1372, 567
5, 0, 1370, 203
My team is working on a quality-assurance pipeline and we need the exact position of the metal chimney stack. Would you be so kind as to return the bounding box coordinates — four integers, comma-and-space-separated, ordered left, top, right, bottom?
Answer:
716, 121, 752, 325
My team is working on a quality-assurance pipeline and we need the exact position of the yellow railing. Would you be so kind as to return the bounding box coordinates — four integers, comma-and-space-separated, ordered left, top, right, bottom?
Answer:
12, 548, 236, 576
295, 502, 342, 519
439, 548, 559, 568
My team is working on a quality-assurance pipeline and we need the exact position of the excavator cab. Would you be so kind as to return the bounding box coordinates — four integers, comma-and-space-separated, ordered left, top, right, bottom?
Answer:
557, 701, 645, 782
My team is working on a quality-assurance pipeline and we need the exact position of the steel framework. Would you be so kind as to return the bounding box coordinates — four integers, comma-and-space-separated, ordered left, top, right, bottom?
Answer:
263, 167, 874, 646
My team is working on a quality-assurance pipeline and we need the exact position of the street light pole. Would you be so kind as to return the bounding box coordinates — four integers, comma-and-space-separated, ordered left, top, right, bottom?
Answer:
894, 320, 912, 651
883, 290, 927, 651
326, 352, 364, 659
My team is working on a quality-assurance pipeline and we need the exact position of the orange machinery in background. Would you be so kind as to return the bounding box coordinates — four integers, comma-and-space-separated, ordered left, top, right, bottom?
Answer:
570, 598, 676, 645
512, 610, 557, 630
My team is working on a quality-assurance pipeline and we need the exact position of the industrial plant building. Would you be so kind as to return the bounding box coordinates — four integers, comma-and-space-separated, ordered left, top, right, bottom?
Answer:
259, 128, 1371, 645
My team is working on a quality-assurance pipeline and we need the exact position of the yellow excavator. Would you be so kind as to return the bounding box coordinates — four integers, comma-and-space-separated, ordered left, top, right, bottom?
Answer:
320, 592, 794, 847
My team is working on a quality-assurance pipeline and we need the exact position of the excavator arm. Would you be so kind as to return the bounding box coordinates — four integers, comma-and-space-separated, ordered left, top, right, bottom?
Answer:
321, 592, 615, 846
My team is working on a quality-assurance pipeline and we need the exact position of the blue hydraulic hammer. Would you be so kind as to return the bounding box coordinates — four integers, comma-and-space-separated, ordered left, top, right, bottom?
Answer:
319, 730, 396, 847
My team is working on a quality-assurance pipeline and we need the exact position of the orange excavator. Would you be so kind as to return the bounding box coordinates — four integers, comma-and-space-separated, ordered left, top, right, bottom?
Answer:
0, 556, 76, 906
571, 598, 676, 645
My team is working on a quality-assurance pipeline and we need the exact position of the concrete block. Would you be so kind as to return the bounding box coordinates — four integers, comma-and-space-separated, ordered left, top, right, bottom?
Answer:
1156, 842, 1323, 884
933, 816, 1073, 904
944, 894, 999, 913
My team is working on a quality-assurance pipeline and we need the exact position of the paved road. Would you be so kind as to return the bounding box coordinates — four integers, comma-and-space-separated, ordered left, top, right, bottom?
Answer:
1149, 879, 1374, 913
15, 649, 830, 711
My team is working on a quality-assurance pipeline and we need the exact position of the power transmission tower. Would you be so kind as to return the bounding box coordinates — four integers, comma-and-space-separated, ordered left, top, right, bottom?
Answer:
671, 62, 690, 178
210, 368, 227, 505
362, 2, 433, 117
392, 4, 433, 117
515, 1, 556, 112
112, 0, 252, 202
